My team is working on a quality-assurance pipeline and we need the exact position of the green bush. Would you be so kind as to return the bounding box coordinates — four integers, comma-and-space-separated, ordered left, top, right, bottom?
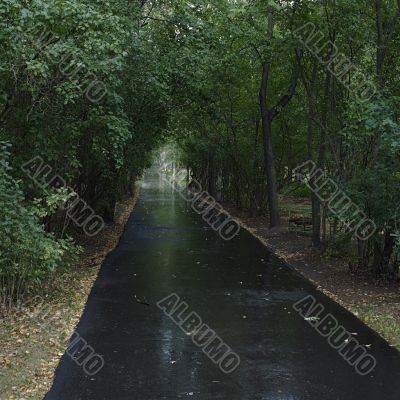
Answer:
0, 143, 78, 307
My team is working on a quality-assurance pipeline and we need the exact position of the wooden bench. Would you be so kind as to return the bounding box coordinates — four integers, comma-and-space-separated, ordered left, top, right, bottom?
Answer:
289, 216, 313, 231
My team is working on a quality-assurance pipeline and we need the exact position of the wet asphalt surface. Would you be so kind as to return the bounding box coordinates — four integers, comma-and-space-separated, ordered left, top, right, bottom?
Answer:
44, 172, 400, 399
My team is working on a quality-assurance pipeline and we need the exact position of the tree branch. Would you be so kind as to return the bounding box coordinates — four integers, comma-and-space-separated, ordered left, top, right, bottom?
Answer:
269, 56, 300, 120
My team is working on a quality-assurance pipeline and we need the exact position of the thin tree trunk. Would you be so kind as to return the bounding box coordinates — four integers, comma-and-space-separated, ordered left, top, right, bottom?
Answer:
299, 55, 321, 247
375, 0, 386, 87
259, 62, 280, 227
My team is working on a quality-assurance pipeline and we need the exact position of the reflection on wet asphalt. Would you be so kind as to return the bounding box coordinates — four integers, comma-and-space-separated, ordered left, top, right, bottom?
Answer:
45, 172, 400, 399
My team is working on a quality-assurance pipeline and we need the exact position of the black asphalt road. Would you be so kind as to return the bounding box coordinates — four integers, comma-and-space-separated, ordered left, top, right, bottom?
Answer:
45, 172, 400, 399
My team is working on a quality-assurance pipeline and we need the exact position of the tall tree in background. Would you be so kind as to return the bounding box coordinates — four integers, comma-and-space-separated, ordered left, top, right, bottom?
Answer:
258, 4, 300, 227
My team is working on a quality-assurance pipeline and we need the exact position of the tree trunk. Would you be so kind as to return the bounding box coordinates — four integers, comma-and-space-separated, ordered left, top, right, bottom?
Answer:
299, 56, 321, 247
208, 154, 216, 198
374, 0, 400, 88
259, 62, 280, 227
263, 115, 280, 227
256, 7, 300, 227
375, 0, 386, 87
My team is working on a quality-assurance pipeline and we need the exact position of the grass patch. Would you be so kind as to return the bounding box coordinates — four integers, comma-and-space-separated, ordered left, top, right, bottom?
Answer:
359, 306, 400, 349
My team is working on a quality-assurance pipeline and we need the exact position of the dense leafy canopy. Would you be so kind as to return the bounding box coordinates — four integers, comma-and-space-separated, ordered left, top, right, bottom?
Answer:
1, 0, 400, 303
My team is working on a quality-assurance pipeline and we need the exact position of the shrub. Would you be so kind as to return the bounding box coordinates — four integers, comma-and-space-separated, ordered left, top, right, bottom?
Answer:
0, 143, 79, 308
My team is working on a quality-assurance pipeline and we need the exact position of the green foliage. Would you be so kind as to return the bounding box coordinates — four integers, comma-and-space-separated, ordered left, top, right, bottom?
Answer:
0, 143, 79, 305
341, 97, 400, 276
0, 0, 177, 303
1, 0, 400, 301
167, 0, 400, 279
